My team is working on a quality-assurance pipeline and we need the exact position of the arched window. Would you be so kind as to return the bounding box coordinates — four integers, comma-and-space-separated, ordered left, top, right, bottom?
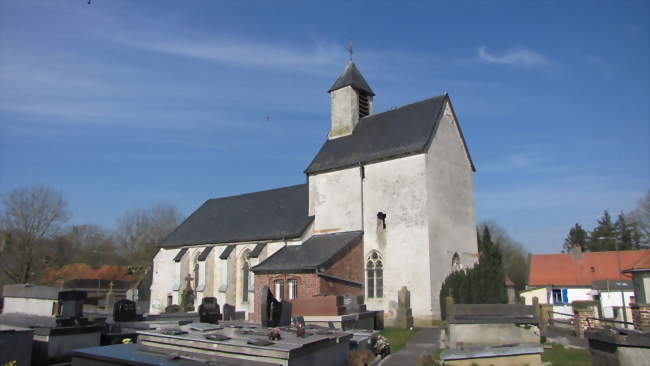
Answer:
241, 250, 252, 303
451, 252, 461, 272
367, 251, 383, 298
192, 251, 200, 290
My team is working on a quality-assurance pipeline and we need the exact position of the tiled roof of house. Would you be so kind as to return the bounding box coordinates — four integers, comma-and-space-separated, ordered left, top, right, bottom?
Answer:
528, 249, 649, 287
623, 251, 650, 273
40, 264, 144, 287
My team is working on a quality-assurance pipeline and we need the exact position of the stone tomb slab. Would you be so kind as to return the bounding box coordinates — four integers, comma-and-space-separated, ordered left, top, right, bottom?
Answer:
137, 323, 352, 366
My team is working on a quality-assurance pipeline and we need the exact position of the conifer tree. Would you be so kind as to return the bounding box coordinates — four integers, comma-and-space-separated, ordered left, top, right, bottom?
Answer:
563, 223, 588, 252
588, 210, 616, 251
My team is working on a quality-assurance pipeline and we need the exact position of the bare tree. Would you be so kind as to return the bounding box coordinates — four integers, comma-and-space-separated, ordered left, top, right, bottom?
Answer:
114, 203, 182, 264
0, 186, 70, 283
627, 190, 650, 247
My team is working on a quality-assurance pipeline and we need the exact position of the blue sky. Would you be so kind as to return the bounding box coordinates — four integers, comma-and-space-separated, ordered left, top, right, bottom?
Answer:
0, 0, 648, 254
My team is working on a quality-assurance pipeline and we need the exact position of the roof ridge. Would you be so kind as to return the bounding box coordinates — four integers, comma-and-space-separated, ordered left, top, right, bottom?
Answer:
359, 93, 448, 122
206, 183, 306, 202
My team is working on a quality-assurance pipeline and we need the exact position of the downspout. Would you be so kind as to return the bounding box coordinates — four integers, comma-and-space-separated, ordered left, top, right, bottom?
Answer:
360, 163, 365, 233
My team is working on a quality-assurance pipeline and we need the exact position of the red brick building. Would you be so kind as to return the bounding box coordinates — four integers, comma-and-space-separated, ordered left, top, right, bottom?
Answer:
250, 231, 363, 321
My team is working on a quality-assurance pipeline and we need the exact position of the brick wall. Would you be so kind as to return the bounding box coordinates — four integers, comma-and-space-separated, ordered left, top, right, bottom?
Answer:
250, 239, 364, 322
631, 303, 650, 332
324, 238, 363, 284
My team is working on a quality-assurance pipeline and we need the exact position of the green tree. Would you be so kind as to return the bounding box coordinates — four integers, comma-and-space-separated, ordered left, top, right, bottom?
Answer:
614, 213, 638, 251
587, 210, 616, 252
479, 220, 528, 291
563, 223, 588, 252
439, 226, 507, 318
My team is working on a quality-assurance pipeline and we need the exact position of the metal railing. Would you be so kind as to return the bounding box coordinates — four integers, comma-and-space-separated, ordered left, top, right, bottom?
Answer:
547, 311, 575, 328
586, 317, 635, 330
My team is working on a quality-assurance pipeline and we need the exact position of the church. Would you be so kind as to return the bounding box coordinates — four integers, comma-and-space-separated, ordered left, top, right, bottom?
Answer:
149, 61, 478, 325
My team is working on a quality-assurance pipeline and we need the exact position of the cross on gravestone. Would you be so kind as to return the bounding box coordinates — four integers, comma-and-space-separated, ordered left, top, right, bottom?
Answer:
180, 274, 195, 312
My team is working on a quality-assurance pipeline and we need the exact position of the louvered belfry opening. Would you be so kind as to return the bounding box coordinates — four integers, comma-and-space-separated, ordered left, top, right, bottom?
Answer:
359, 92, 370, 118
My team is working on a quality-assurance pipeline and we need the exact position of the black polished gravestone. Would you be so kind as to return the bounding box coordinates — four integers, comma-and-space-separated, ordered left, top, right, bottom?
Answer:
198, 297, 222, 324
222, 303, 235, 321
260, 286, 291, 327
58, 290, 87, 318
113, 299, 137, 322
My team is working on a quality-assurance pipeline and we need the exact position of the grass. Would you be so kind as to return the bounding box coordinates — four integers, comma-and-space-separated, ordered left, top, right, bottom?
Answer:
542, 344, 592, 366
379, 327, 418, 354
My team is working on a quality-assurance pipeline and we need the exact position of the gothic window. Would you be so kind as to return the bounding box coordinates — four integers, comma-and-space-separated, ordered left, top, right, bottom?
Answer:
288, 279, 298, 300
192, 251, 200, 290
451, 252, 461, 272
241, 250, 252, 303
367, 251, 383, 298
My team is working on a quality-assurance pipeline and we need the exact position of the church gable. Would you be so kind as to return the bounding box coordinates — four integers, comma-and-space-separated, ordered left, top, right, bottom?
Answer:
306, 94, 469, 174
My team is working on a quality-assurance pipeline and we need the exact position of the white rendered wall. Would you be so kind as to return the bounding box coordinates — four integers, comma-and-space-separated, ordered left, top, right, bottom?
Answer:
309, 167, 362, 233
425, 101, 478, 320
150, 239, 296, 317
329, 86, 359, 139
521, 287, 548, 305
362, 154, 431, 325
3, 297, 56, 316
600, 290, 635, 318
150, 247, 182, 314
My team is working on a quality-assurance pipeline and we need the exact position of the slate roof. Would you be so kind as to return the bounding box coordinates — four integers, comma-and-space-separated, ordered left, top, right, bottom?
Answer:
252, 231, 363, 274
305, 94, 475, 174
328, 61, 375, 96
528, 249, 649, 287
160, 184, 313, 248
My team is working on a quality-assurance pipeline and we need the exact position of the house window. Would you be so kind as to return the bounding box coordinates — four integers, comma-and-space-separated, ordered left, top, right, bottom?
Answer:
167, 295, 173, 306
552, 288, 568, 304
274, 280, 284, 301
288, 279, 298, 300
367, 251, 383, 298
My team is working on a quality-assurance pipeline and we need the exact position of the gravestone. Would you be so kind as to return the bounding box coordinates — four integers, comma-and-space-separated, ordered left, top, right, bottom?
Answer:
222, 303, 236, 321
260, 286, 285, 327
58, 290, 87, 318
278, 301, 292, 327
113, 299, 137, 322
395, 286, 414, 328
180, 274, 195, 312
104, 281, 116, 311
199, 297, 222, 324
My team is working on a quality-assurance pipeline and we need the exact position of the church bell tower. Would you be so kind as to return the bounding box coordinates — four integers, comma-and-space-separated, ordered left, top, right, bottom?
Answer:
328, 61, 375, 139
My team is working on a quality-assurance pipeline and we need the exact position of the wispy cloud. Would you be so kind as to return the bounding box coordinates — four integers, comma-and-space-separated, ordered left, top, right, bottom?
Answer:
585, 55, 612, 78
477, 46, 550, 67
110, 36, 347, 74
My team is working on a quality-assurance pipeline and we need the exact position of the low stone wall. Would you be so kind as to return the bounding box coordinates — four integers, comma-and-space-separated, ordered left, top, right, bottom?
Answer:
447, 323, 540, 349
586, 328, 650, 366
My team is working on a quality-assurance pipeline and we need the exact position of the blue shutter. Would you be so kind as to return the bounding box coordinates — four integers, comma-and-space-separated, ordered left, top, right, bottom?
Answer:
562, 289, 568, 304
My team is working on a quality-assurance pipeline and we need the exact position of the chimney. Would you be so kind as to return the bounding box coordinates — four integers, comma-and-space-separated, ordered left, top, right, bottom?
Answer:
570, 244, 584, 260
327, 61, 374, 139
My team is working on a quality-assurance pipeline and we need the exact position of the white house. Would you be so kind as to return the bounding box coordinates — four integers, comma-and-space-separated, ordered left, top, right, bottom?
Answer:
526, 248, 648, 320
149, 61, 479, 325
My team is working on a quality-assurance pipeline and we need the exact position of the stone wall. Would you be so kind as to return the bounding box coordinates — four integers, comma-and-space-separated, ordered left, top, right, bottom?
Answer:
631, 303, 650, 332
